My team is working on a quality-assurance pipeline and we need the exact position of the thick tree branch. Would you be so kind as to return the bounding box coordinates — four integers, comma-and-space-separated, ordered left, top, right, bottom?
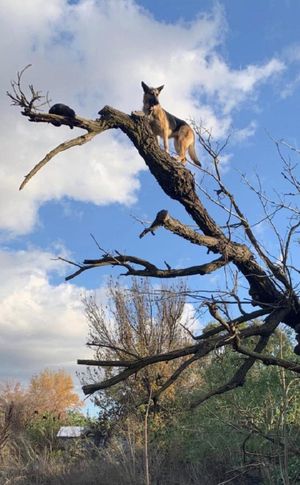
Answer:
64, 253, 228, 280
77, 359, 132, 367
235, 344, 300, 373
78, 310, 288, 396
149, 353, 201, 402
194, 308, 271, 341
25, 111, 106, 132
80, 339, 214, 395
139, 209, 222, 250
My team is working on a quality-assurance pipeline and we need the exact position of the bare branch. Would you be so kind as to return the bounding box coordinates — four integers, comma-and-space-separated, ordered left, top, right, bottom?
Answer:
78, 358, 132, 367
194, 308, 271, 341
78, 309, 288, 396
79, 339, 213, 395
235, 344, 300, 374
190, 308, 287, 408
139, 209, 221, 250
150, 353, 201, 402
64, 253, 228, 280
19, 131, 97, 190
7, 65, 48, 112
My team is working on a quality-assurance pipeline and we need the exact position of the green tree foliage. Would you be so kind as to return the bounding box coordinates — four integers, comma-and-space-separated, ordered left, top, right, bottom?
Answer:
80, 281, 300, 483
161, 327, 300, 484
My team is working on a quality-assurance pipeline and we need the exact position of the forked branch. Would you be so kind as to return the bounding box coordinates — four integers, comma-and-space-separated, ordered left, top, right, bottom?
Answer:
63, 253, 228, 280
7, 65, 49, 113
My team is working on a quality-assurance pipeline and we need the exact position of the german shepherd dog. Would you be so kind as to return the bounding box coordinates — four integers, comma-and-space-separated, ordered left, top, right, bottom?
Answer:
141, 82, 200, 166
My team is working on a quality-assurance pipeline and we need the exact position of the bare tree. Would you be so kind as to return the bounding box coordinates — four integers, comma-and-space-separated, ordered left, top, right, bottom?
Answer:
8, 68, 300, 408
81, 279, 194, 403
81, 279, 198, 485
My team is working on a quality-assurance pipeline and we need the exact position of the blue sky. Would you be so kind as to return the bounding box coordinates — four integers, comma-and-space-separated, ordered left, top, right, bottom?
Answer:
1, 0, 300, 399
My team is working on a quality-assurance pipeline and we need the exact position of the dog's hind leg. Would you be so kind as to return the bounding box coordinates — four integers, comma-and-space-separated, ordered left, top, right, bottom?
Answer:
175, 126, 201, 167
173, 126, 192, 163
174, 137, 186, 163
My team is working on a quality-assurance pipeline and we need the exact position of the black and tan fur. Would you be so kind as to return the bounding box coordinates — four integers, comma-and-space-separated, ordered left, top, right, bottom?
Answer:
141, 82, 200, 166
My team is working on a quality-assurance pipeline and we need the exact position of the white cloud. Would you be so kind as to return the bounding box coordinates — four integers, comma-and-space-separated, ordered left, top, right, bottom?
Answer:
280, 72, 300, 99
0, 115, 143, 236
181, 302, 202, 334
282, 42, 300, 64
0, 247, 96, 383
0, 0, 285, 236
232, 121, 257, 143
201, 58, 284, 115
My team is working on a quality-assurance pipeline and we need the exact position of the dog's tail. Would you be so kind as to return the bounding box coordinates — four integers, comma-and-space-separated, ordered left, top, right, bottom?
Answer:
188, 143, 201, 167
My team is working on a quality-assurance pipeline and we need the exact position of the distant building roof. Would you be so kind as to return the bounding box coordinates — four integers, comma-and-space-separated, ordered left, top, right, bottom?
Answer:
57, 426, 85, 438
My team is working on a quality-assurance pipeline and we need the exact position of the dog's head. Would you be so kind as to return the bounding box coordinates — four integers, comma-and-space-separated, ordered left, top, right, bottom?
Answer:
141, 81, 164, 107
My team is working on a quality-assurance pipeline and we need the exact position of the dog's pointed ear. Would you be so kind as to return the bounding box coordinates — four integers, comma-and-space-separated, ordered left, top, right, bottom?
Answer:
141, 81, 150, 93
157, 85, 164, 93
